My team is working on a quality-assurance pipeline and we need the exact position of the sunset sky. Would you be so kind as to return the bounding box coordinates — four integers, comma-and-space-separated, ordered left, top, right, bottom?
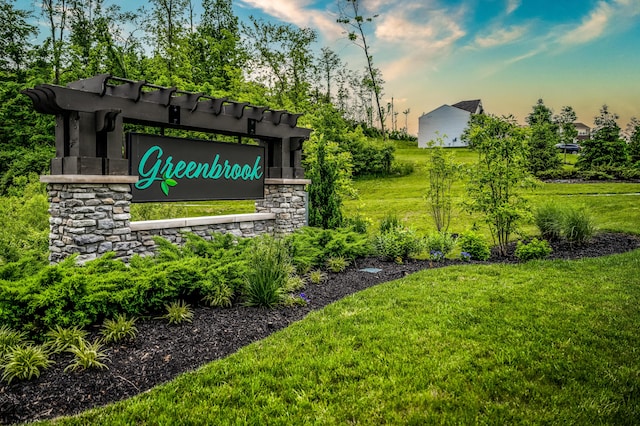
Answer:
18, 0, 640, 134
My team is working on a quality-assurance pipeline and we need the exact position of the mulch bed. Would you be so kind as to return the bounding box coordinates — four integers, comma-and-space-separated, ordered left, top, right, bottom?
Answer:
2, 232, 639, 425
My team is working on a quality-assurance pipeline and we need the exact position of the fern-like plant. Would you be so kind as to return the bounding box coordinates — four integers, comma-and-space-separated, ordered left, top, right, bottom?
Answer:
65, 339, 109, 372
326, 256, 348, 273
0, 325, 29, 361
45, 325, 88, 354
162, 300, 194, 324
2, 345, 53, 383
101, 314, 138, 343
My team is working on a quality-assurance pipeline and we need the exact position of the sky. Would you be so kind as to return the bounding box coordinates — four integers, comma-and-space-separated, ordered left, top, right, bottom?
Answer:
17, 0, 640, 135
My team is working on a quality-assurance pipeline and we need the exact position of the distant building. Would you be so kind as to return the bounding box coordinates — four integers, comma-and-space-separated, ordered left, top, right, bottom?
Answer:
574, 122, 590, 141
418, 100, 484, 148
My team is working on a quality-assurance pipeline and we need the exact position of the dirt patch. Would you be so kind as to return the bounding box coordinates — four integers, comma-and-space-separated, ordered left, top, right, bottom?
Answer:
2, 232, 639, 425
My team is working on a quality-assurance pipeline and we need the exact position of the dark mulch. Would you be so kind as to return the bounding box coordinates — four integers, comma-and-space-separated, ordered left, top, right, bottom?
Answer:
2, 232, 639, 425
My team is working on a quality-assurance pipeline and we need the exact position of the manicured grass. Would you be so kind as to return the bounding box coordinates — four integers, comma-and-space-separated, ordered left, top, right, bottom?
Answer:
345, 142, 640, 236
44, 250, 640, 424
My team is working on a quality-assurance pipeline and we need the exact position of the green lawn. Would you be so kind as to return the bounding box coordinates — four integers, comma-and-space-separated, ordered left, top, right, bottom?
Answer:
44, 251, 640, 425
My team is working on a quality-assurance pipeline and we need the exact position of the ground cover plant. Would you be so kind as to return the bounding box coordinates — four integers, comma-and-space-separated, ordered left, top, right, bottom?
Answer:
10, 245, 638, 425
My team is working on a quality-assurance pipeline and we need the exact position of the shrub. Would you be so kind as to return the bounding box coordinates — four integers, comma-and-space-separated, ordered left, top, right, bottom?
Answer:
515, 238, 553, 261
44, 325, 88, 354
101, 314, 138, 344
243, 237, 291, 308
65, 339, 109, 372
563, 209, 596, 246
2, 345, 53, 383
379, 214, 403, 233
201, 281, 234, 308
535, 204, 564, 241
457, 231, 491, 261
424, 232, 456, 259
162, 300, 194, 324
326, 256, 348, 273
0, 325, 29, 361
374, 227, 424, 262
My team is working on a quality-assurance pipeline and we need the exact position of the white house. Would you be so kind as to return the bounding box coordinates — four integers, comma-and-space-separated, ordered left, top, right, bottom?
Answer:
418, 100, 484, 148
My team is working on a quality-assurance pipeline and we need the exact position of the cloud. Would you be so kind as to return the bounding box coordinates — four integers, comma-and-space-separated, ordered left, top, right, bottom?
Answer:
475, 26, 527, 48
237, 0, 343, 41
559, 0, 640, 46
506, 0, 521, 15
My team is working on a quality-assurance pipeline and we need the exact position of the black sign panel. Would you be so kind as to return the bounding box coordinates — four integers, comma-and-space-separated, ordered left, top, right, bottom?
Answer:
127, 133, 264, 202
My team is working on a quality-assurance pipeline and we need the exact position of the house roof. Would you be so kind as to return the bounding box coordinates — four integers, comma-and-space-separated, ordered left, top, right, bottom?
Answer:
574, 122, 590, 130
452, 99, 483, 114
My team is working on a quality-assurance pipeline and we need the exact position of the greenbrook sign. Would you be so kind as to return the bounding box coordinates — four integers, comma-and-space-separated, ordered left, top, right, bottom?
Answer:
127, 133, 264, 202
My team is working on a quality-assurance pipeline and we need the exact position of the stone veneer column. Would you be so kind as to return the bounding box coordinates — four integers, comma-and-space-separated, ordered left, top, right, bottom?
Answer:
255, 178, 311, 235
41, 175, 139, 264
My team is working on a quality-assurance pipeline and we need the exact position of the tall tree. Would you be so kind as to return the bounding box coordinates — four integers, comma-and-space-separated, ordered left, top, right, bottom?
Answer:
0, 0, 36, 76
317, 47, 341, 103
525, 99, 561, 175
42, 0, 70, 84
337, 0, 386, 136
146, 0, 191, 82
625, 117, 640, 165
578, 105, 629, 169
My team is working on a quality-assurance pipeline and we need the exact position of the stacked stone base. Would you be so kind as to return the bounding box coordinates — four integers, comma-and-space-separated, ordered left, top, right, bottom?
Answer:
42, 176, 310, 263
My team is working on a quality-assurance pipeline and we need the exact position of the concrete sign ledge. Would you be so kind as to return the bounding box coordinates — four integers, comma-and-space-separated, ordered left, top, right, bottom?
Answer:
40, 175, 139, 184
130, 213, 276, 231
265, 178, 311, 185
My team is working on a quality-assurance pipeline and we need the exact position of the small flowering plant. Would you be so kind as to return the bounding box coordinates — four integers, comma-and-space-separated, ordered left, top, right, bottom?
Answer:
299, 293, 310, 303
430, 250, 445, 262
460, 251, 472, 262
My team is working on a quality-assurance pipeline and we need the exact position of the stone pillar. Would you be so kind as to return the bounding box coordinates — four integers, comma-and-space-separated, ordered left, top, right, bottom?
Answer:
41, 175, 139, 264
255, 178, 311, 235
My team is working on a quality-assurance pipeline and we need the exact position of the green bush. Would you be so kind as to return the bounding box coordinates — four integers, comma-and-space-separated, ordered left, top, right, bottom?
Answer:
424, 232, 456, 260
374, 227, 424, 262
243, 237, 291, 308
515, 238, 553, 261
457, 231, 491, 261
563, 209, 596, 246
535, 204, 564, 241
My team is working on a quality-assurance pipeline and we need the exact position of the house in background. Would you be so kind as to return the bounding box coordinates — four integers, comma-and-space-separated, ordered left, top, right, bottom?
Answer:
574, 122, 590, 141
418, 99, 484, 148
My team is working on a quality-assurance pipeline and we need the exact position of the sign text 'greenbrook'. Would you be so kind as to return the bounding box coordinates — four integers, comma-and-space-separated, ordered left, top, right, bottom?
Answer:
135, 145, 263, 190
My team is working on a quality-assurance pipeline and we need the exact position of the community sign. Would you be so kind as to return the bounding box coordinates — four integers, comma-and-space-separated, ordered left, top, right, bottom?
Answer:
127, 133, 264, 202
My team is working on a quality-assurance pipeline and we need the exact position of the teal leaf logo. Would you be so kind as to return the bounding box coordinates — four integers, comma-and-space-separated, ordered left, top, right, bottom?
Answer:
161, 173, 177, 196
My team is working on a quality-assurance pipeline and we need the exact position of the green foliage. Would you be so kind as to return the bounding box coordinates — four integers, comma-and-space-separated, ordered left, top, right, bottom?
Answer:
1, 344, 52, 383
629, 122, 640, 164
374, 227, 424, 262
425, 135, 460, 232
457, 231, 491, 261
535, 203, 565, 241
515, 238, 552, 261
201, 282, 234, 308
162, 300, 194, 324
308, 270, 327, 285
563, 208, 596, 246
379, 213, 403, 233
305, 134, 350, 229
243, 237, 291, 308
525, 99, 561, 175
424, 232, 456, 260
463, 114, 537, 255
44, 325, 88, 354
578, 105, 629, 169
101, 314, 138, 344
0, 325, 29, 361
65, 338, 109, 372
326, 256, 349, 273
285, 227, 371, 272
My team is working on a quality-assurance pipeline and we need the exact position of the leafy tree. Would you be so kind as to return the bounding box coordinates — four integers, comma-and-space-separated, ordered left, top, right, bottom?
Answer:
337, 0, 386, 136
628, 117, 640, 165
316, 47, 341, 103
525, 99, 561, 175
304, 134, 353, 229
463, 114, 536, 256
0, 0, 36, 76
577, 105, 629, 169
425, 134, 460, 233
554, 105, 578, 163
42, 0, 71, 84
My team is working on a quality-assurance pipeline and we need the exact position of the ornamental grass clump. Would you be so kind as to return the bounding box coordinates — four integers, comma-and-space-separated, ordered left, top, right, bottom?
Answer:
534, 203, 564, 242
162, 300, 194, 324
1, 345, 53, 383
44, 325, 88, 354
563, 208, 596, 246
65, 338, 109, 372
101, 314, 138, 343
243, 237, 291, 308
0, 325, 29, 361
